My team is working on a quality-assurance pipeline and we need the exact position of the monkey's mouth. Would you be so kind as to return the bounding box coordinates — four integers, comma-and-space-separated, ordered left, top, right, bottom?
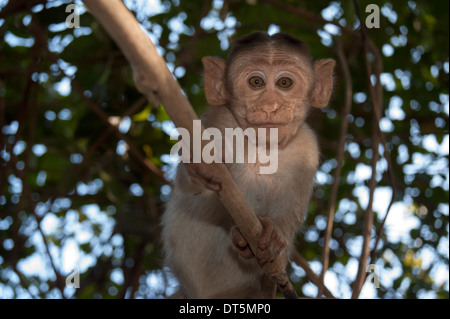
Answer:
251, 122, 289, 128
246, 113, 293, 127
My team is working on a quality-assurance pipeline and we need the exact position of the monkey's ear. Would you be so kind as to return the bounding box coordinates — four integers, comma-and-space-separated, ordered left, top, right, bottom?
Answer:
310, 59, 336, 108
202, 57, 227, 106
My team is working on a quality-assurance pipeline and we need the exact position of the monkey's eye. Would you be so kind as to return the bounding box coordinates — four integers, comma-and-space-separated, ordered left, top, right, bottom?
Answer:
277, 77, 293, 89
248, 76, 265, 88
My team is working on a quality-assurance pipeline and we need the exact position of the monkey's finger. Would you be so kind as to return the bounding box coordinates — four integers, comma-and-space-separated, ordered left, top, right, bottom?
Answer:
269, 237, 287, 263
194, 166, 222, 191
207, 176, 222, 191
258, 219, 274, 250
201, 180, 221, 192
231, 227, 253, 259
231, 226, 248, 247
256, 249, 271, 265
238, 246, 254, 259
199, 176, 221, 191
204, 181, 221, 191
266, 231, 288, 263
255, 226, 284, 264
188, 174, 208, 187
187, 167, 222, 191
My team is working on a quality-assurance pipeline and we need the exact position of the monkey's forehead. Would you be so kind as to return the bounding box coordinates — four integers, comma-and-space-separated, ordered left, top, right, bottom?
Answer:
227, 52, 313, 75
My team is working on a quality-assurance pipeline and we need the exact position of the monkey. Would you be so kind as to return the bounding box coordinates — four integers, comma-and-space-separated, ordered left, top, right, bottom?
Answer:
161, 32, 335, 298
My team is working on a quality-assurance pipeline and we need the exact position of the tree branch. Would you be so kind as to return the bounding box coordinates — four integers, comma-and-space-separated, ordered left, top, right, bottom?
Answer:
292, 251, 335, 299
262, 0, 359, 37
82, 0, 298, 298
317, 37, 353, 297
351, 0, 387, 298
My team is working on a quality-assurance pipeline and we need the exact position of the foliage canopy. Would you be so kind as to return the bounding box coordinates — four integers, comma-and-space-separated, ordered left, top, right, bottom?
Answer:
0, 0, 448, 298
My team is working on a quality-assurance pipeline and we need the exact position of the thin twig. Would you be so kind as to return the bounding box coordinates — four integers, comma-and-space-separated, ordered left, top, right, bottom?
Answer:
5, 27, 66, 296
292, 251, 335, 298
352, 123, 379, 298
351, 0, 399, 297
0, 79, 6, 196
262, 0, 360, 37
365, 43, 398, 266
317, 37, 353, 297
351, 0, 381, 298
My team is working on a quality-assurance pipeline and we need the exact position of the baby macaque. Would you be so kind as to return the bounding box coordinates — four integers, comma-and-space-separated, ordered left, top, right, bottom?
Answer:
162, 32, 335, 298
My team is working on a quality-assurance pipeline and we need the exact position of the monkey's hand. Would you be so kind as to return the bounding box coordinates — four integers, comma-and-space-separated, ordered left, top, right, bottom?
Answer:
185, 162, 222, 192
231, 216, 288, 265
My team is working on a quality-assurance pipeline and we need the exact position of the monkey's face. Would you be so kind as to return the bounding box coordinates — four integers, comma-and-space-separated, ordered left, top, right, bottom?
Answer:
227, 50, 315, 147
202, 42, 334, 148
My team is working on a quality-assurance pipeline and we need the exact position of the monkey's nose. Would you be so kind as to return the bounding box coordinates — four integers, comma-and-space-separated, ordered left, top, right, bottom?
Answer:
261, 104, 279, 117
